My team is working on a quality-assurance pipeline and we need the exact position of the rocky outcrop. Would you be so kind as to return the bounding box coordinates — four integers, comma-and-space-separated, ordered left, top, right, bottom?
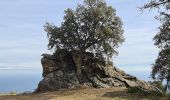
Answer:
36, 50, 163, 95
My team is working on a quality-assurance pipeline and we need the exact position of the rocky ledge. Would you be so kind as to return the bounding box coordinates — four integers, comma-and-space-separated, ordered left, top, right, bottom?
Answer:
36, 50, 162, 95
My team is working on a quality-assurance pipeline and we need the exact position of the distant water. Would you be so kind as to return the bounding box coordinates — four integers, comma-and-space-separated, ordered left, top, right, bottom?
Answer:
0, 69, 42, 93
0, 69, 151, 93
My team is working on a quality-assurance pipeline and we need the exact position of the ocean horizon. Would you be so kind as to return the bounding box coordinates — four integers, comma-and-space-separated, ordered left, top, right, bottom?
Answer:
0, 69, 42, 93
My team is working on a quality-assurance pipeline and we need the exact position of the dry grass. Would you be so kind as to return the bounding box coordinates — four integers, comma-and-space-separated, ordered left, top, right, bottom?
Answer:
0, 87, 166, 100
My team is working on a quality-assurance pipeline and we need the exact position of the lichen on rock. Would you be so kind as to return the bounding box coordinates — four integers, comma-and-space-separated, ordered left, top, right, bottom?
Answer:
36, 50, 163, 95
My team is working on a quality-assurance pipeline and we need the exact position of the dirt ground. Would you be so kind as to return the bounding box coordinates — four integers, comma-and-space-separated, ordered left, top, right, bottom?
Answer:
0, 87, 166, 100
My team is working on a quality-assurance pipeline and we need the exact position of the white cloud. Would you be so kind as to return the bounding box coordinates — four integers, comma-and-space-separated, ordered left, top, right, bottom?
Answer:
114, 27, 159, 75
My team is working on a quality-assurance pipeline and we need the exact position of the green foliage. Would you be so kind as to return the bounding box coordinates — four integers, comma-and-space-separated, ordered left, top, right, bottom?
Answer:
165, 94, 170, 100
44, 0, 124, 58
141, 0, 170, 81
127, 87, 148, 95
149, 81, 166, 92
151, 49, 170, 80
127, 86, 164, 96
21, 91, 32, 95
9, 91, 17, 95
44, 0, 124, 81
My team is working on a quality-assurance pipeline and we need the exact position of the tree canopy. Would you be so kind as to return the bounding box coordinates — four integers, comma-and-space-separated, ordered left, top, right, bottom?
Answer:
141, 0, 170, 81
44, 0, 124, 82
44, 0, 124, 58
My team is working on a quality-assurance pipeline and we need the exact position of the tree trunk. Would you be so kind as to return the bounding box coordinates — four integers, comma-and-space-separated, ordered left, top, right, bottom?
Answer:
76, 55, 82, 82
72, 51, 82, 83
167, 75, 170, 94
167, 79, 170, 94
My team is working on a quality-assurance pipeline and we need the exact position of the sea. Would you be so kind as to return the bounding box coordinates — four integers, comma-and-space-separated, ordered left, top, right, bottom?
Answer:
0, 69, 42, 93
0, 69, 150, 93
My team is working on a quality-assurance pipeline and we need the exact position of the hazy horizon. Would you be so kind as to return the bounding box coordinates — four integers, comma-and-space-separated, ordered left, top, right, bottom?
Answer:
0, 0, 160, 92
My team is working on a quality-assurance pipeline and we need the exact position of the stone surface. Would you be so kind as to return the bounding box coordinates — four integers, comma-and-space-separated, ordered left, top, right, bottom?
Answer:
36, 50, 163, 95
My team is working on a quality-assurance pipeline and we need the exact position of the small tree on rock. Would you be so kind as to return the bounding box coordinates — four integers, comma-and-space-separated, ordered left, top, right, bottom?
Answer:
44, 0, 124, 82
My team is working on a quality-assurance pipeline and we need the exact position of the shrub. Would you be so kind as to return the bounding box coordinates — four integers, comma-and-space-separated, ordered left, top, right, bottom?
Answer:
127, 87, 148, 95
148, 81, 165, 92
127, 86, 164, 96
9, 91, 17, 95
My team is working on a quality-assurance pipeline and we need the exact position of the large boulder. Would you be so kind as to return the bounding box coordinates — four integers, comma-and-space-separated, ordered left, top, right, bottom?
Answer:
36, 50, 163, 95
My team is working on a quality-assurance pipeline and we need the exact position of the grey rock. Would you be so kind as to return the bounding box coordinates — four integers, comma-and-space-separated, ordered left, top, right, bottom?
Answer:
36, 50, 163, 95
124, 79, 137, 87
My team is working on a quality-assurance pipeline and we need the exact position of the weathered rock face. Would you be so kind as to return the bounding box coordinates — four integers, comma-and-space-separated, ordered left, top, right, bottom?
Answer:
36, 50, 162, 95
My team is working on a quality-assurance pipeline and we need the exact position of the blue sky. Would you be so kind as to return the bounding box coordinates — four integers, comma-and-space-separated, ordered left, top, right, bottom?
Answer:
0, 0, 160, 80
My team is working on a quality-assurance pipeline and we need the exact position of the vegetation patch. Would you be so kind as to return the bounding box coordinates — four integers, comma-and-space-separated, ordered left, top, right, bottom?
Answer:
127, 86, 164, 97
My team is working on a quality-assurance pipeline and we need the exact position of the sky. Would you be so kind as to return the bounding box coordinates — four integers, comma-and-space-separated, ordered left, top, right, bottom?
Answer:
0, 0, 160, 81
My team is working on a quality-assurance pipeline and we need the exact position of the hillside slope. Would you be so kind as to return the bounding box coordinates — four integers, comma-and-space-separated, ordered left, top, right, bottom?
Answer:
0, 87, 165, 100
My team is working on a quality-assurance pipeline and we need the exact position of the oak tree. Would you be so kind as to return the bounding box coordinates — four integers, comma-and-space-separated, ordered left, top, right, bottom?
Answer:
141, 0, 170, 81
44, 0, 124, 82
